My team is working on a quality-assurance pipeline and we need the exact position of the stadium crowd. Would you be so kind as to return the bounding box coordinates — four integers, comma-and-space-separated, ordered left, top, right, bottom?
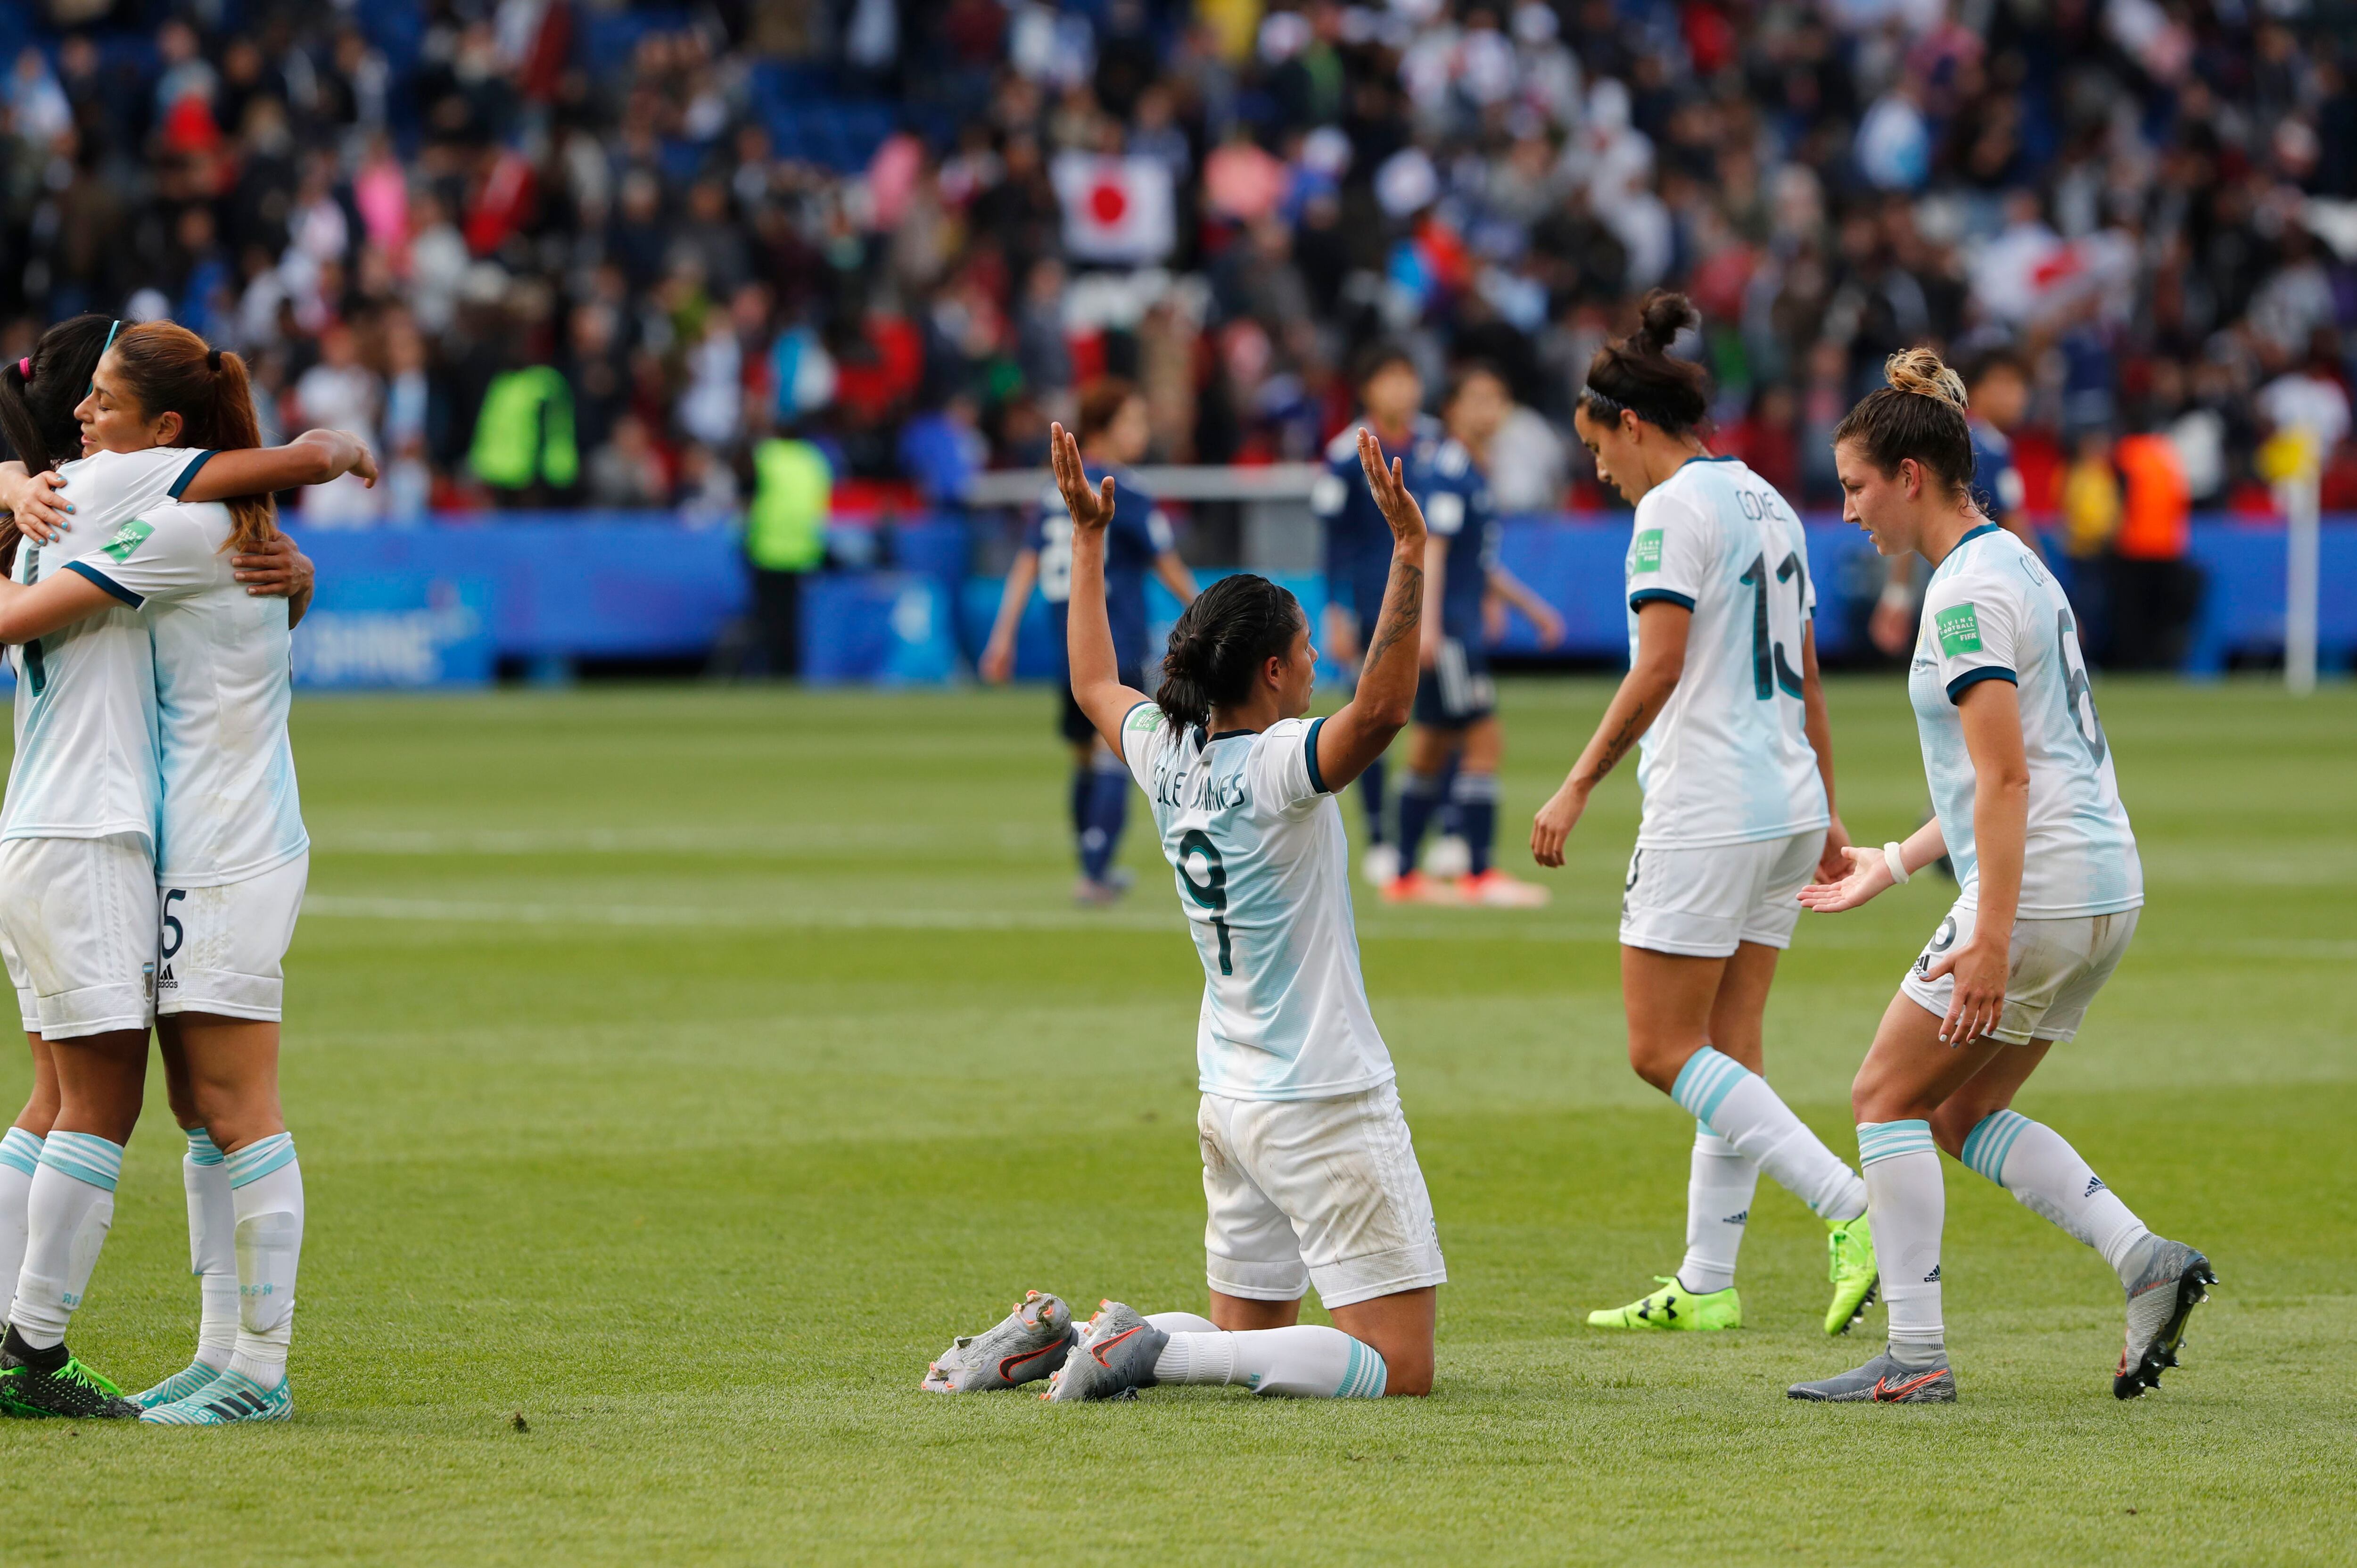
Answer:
0, 0, 2352, 546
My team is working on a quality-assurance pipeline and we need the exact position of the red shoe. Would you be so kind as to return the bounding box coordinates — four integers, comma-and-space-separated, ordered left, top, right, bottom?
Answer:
1460, 868, 1550, 908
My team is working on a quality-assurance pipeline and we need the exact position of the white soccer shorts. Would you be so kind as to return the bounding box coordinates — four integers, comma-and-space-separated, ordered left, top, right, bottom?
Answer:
1617, 828, 1825, 958
1197, 1081, 1448, 1310
1899, 900, 2139, 1045
157, 852, 310, 1022
0, 833, 159, 1039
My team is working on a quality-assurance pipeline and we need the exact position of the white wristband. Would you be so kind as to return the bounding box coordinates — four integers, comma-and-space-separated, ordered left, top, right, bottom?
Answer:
1883, 842, 1911, 885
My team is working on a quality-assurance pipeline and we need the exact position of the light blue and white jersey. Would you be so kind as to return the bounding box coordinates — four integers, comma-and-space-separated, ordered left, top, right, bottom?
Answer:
93, 501, 305, 886
2, 446, 214, 848
1910, 524, 2141, 917
1622, 455, 1829, 850
1120, 703, 1394, 1102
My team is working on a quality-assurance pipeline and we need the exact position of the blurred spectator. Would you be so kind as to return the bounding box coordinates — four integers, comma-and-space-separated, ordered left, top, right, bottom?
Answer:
292, 322, 382, 526
0, 0, 2332, 676
587, 414, 671, 510
2111, 429, 2200, 670
744, 434, 833, 679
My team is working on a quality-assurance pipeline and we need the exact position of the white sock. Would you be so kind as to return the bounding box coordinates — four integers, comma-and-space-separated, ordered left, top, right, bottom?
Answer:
0, 1127, 41, 1324
1150, 1324, 1387, 1398
13, 1132, 122, 1350
182, 1129, 238, 1370
1672, 1048, 1867, 1222
224, 1133, 303, 1389
1959, 1110, 2153, 1283
1145, 1311, 1219, 1334
1859, 1121, 1945, 1365
1679, 1125, 1758, 1294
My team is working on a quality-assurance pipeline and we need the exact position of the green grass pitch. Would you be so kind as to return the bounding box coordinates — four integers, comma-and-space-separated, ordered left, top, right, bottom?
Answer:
1, 676, 2351, 1564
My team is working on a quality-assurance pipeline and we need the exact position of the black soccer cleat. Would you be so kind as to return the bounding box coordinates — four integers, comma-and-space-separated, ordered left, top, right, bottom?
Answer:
0, 1346, 143, 1419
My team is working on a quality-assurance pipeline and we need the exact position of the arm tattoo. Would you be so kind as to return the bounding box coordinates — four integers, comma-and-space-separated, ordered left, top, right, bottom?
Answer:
1591, 708, 1644, 778
1365, 562, 1424, 664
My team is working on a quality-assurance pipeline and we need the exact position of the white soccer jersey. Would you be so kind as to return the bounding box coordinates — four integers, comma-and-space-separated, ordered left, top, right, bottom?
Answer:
1910, 524, 2142, 917
1622, 455, 1830, 849
1120, 703, 1395, 1102
2, 446, 214, 846
71, 500, 305, 886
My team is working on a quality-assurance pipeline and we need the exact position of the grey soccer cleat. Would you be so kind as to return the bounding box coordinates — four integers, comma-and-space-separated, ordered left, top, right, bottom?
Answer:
1040, 1301, 1169, 1402
2115, 1238, 2217, 1400
1787, 1349, 1957, 1404
921, 1290, 1078, 1393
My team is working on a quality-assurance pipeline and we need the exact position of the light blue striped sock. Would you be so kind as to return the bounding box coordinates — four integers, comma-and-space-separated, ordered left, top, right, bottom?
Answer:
0, 1126, 40, 1178
184, 1127, 225, 1167
1335, 1335, 1388, 1399
1958, 1109, 2031, 1186
1669, 1047, 1750, 1123
1672, 1048, 1866, 1221
225, 1132, 297, 1189
1856, 1119, 1937, 1168
39, 1131, 124, 1192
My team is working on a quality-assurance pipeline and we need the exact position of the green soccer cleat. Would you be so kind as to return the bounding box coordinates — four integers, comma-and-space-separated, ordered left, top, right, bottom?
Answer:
139, 1367, 293, 1425
0, 1348, 141, 1419
1824, 1214, 1880, 1336
134, 1360, 230, 1411
1587, 1276, 1741, 1331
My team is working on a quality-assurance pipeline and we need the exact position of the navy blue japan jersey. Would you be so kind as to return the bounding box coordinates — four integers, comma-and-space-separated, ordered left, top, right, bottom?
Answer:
1035, 465, 1173, 673
1311, 415, 1442, 626
1419, 437, 1498, 640
1968, 419, 2025, 522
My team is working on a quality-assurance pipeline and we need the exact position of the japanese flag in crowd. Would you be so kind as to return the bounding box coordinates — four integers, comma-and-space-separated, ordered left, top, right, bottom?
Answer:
1051, 153, 1176, 265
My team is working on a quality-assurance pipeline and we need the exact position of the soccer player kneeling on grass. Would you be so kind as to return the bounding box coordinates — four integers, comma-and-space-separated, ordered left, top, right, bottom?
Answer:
1787, 352, 2212, 1405
925, 422, 1442, 1401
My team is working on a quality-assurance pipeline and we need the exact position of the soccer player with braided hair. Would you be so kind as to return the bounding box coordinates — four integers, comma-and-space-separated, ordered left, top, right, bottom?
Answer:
1786, 349, 2212, 1403
922, 421, 1444, 1403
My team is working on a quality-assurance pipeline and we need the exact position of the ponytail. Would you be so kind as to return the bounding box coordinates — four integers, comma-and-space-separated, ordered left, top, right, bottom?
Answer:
107, 322, 277, 552
1578, 289, 1711, 436
1832, 348, 1977, 501
1154, 574, 1306, 731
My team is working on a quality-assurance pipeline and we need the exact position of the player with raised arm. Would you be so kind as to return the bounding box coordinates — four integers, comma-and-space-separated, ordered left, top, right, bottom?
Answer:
1533, 292, 1877, 1338
0, 320, 363, 1419
979, 379, 1195, 904
1787, 351, 2211, 1404
1312, 345, 1440, 887
926, 421, 1442, 1402
1386, 363, 1562, 908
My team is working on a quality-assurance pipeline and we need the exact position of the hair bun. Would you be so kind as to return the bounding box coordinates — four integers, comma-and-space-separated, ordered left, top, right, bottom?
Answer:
1634, 289, 1699, 354
1883, 348, 1968, 410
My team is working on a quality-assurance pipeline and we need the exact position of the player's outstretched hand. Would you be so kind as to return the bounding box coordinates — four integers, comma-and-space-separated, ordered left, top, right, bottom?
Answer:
1356, 428, 1426, 548
1049, 421, 1116, 534
1796, 844, 1893, 914
1923, 937, 2007, 1047
1529, 783, 1586, 868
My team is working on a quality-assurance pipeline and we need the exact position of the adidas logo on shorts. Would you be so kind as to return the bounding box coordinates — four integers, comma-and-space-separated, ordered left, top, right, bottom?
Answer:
1923, 1263, 1942, 1284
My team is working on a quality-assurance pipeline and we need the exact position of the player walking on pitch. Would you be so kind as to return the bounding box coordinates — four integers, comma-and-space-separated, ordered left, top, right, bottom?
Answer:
1534, 292, 1878, 1337
1312, 345, 1440, 886
1787, 351, 2212, 1404
925, 421, 1442, 1401
980, 379, 1196, 905
1385, 363, 1562, 908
